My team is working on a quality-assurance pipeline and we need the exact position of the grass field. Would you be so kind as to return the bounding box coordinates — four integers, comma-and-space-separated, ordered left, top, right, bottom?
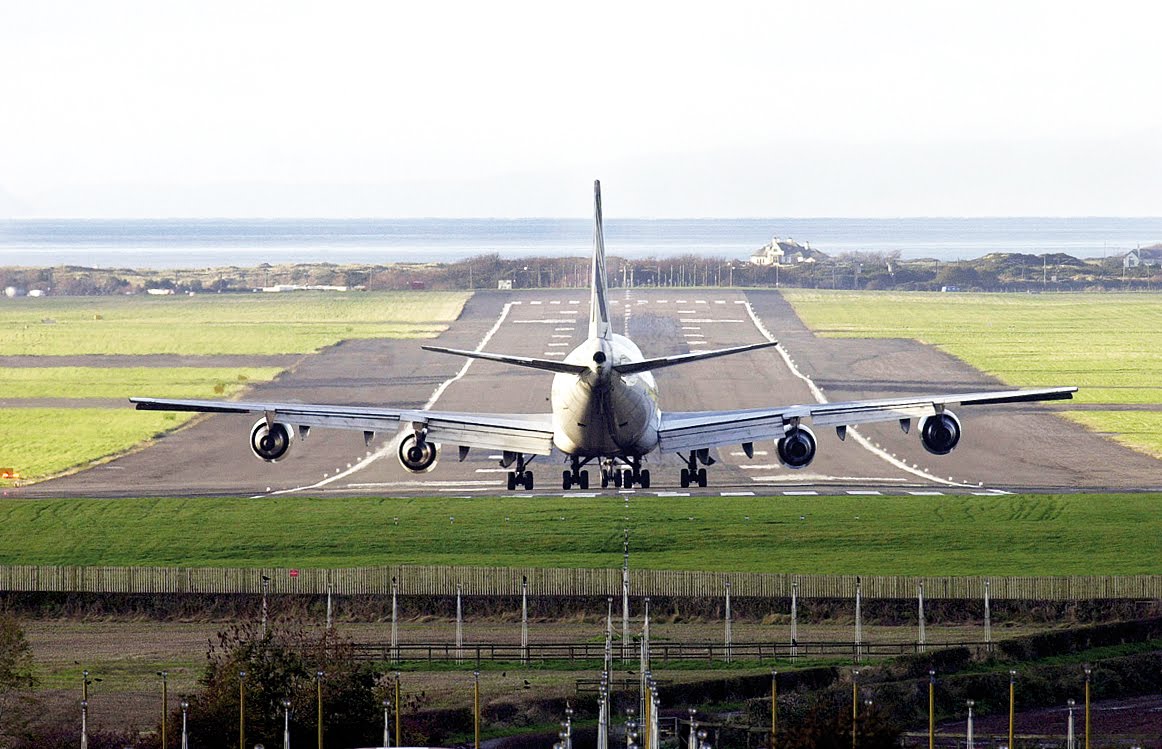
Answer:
0, 291, 469, 355
780, 290, 1162, 455
0, 366, 283, 399
0, 409, 191, 479
1, 291, 468, 482
1, 494, 1158, 575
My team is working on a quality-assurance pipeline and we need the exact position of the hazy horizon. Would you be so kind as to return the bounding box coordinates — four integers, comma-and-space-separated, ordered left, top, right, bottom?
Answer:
3, 2, 1161, 219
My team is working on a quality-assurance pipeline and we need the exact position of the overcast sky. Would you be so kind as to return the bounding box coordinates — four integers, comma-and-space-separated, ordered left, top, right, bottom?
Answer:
2, 1, 1160, 218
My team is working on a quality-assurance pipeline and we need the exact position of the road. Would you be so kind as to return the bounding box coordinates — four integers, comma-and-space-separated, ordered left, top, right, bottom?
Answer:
24, 288, 1162, 499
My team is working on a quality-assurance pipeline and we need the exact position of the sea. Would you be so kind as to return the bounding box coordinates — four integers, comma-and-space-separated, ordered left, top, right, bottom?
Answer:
1, 217, 1160, 269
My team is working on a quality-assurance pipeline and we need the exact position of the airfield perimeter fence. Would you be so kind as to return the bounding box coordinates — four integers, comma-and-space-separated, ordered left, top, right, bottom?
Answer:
1, 564, 1160, 600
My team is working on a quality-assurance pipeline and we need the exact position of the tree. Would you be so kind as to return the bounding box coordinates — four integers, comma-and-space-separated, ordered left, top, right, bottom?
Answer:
0, 613, 37, 745
178, 621, 382, 749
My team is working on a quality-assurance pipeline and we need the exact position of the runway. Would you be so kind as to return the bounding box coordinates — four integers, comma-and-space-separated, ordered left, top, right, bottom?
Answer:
22, 289, 1162, 498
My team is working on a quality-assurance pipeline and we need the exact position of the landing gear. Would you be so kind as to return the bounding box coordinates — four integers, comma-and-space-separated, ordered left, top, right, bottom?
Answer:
503, 453, 535, 491
679, 452, 709, 488
562, 469, 590, 490
562, 457, 592, 490
597, 457, 650, 489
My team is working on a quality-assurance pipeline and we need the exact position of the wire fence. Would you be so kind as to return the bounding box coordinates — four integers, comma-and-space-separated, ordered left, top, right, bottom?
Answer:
1, 564, 1159, 600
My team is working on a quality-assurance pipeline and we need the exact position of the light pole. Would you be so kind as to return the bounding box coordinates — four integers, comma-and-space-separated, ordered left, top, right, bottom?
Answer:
965, 699, 974, 749
261, 575, 270, 637
180, 699, 189, 749
159, 670, 169, 749
1008, 670, 1017, 749
80, 699, 89, 749
928, 670, 935, 749
851, 669, 859, 749
382, 699, 391, 748
473, 671, 481, 749
1067, 698, 1076, 749
1084, 665, 1091, 749
770, 670, 777, 749
282, 698, 292, 749
315, 670, 324, 749
688, 708, 697, 749
239, 670, 247, 749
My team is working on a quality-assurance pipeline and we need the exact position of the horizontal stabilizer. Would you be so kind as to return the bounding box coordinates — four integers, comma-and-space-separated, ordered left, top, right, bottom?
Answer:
613, 341, 779, 375
422, 345, 589, 375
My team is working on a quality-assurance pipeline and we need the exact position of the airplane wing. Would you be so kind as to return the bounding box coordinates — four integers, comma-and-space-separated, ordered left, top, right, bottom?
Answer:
130, 397, 555, 455
657, 386, 1077, 453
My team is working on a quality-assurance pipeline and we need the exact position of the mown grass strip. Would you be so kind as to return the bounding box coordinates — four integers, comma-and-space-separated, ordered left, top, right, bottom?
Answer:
0, 291, 469, 355
0, 408, 191, 480
780, 290, 1162, 405
0, 494, 1157, 575
0, 366, 283, 399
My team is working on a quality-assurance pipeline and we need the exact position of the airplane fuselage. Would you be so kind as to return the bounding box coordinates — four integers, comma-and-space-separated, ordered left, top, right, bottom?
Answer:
550, 333, 661, 457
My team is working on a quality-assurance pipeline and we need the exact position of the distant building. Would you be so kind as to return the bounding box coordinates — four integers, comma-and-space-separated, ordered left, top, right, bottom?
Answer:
749, 237, 824, 266
497, 280, 513, 290
1123, 247, 1162, 269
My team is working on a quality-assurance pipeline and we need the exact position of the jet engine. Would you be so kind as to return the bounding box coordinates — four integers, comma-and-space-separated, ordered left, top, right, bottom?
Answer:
398, 433, 440, 473
777, 425, 817, 469
250, 418, 293, 462
919, 411, 961, 455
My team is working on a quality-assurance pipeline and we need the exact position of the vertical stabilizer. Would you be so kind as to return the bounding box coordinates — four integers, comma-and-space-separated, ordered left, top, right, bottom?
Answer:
589, 180, 612, 339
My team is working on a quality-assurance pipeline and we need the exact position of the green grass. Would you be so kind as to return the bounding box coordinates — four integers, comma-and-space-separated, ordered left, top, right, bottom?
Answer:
0, 366, 283, 399
780, 289, 1162, 455
0, 494, 1158, 575
0, 408, 192, 480
1063, 411, 1162, 458
0, 291, 469, 355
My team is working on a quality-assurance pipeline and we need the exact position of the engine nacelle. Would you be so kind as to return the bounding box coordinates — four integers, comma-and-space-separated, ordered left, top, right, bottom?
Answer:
777, 425, 817, 469
398, 433, 440, 473
919, 411, 962, 455
250, 418, 292, 462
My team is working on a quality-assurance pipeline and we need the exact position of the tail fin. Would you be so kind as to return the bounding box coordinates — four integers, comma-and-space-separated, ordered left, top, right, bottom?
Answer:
589, 180, 612, 340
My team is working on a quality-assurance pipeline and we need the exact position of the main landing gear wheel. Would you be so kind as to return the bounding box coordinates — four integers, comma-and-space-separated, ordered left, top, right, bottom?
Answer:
562, 470, 588, 490
679, 466, 708, 488
508, 470, 533, 491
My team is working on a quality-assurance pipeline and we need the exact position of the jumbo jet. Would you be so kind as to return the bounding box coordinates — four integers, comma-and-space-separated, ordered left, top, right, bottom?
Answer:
132, 181, 1077, 491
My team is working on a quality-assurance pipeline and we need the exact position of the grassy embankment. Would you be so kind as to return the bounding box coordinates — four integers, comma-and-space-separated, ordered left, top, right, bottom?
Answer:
0, 493, 1158, 575
0, 291, 469, 482
780, 290, 1162, 457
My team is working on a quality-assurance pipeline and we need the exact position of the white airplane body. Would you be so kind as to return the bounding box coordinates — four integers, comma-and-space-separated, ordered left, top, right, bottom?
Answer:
133, 181, 1077, 491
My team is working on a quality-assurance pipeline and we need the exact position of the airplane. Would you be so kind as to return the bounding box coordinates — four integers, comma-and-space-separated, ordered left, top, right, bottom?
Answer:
132, 181, 1077, 491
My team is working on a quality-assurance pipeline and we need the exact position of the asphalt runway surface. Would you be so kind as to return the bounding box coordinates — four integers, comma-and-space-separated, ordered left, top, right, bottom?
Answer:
22, 289, 1162, 499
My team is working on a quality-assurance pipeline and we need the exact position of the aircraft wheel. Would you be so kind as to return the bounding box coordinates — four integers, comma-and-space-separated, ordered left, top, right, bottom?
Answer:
601, 471, 610, 489
697, 468, 708, 488
613, 470, 623, 489
507, 472, 516, 491
623, 470, 634, 487
562, 470, 573, 490
640, 469, 651, 489
523, 471, 534, 490
679, 468, 690, 488
579, 470, 590, 490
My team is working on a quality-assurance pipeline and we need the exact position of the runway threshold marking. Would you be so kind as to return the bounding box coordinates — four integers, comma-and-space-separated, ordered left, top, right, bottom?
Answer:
269, 301, 518, 496
908, 490, 945, 496
720, 491, 755, 496
784, 490, 818, 495
741, 299, 970, 489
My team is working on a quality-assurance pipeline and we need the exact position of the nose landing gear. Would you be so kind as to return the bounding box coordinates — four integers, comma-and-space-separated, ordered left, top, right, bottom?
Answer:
597, 457, 650, 489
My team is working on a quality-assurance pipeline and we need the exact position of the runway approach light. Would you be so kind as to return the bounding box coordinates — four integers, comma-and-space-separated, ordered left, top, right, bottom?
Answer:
0, 468, 19, 479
